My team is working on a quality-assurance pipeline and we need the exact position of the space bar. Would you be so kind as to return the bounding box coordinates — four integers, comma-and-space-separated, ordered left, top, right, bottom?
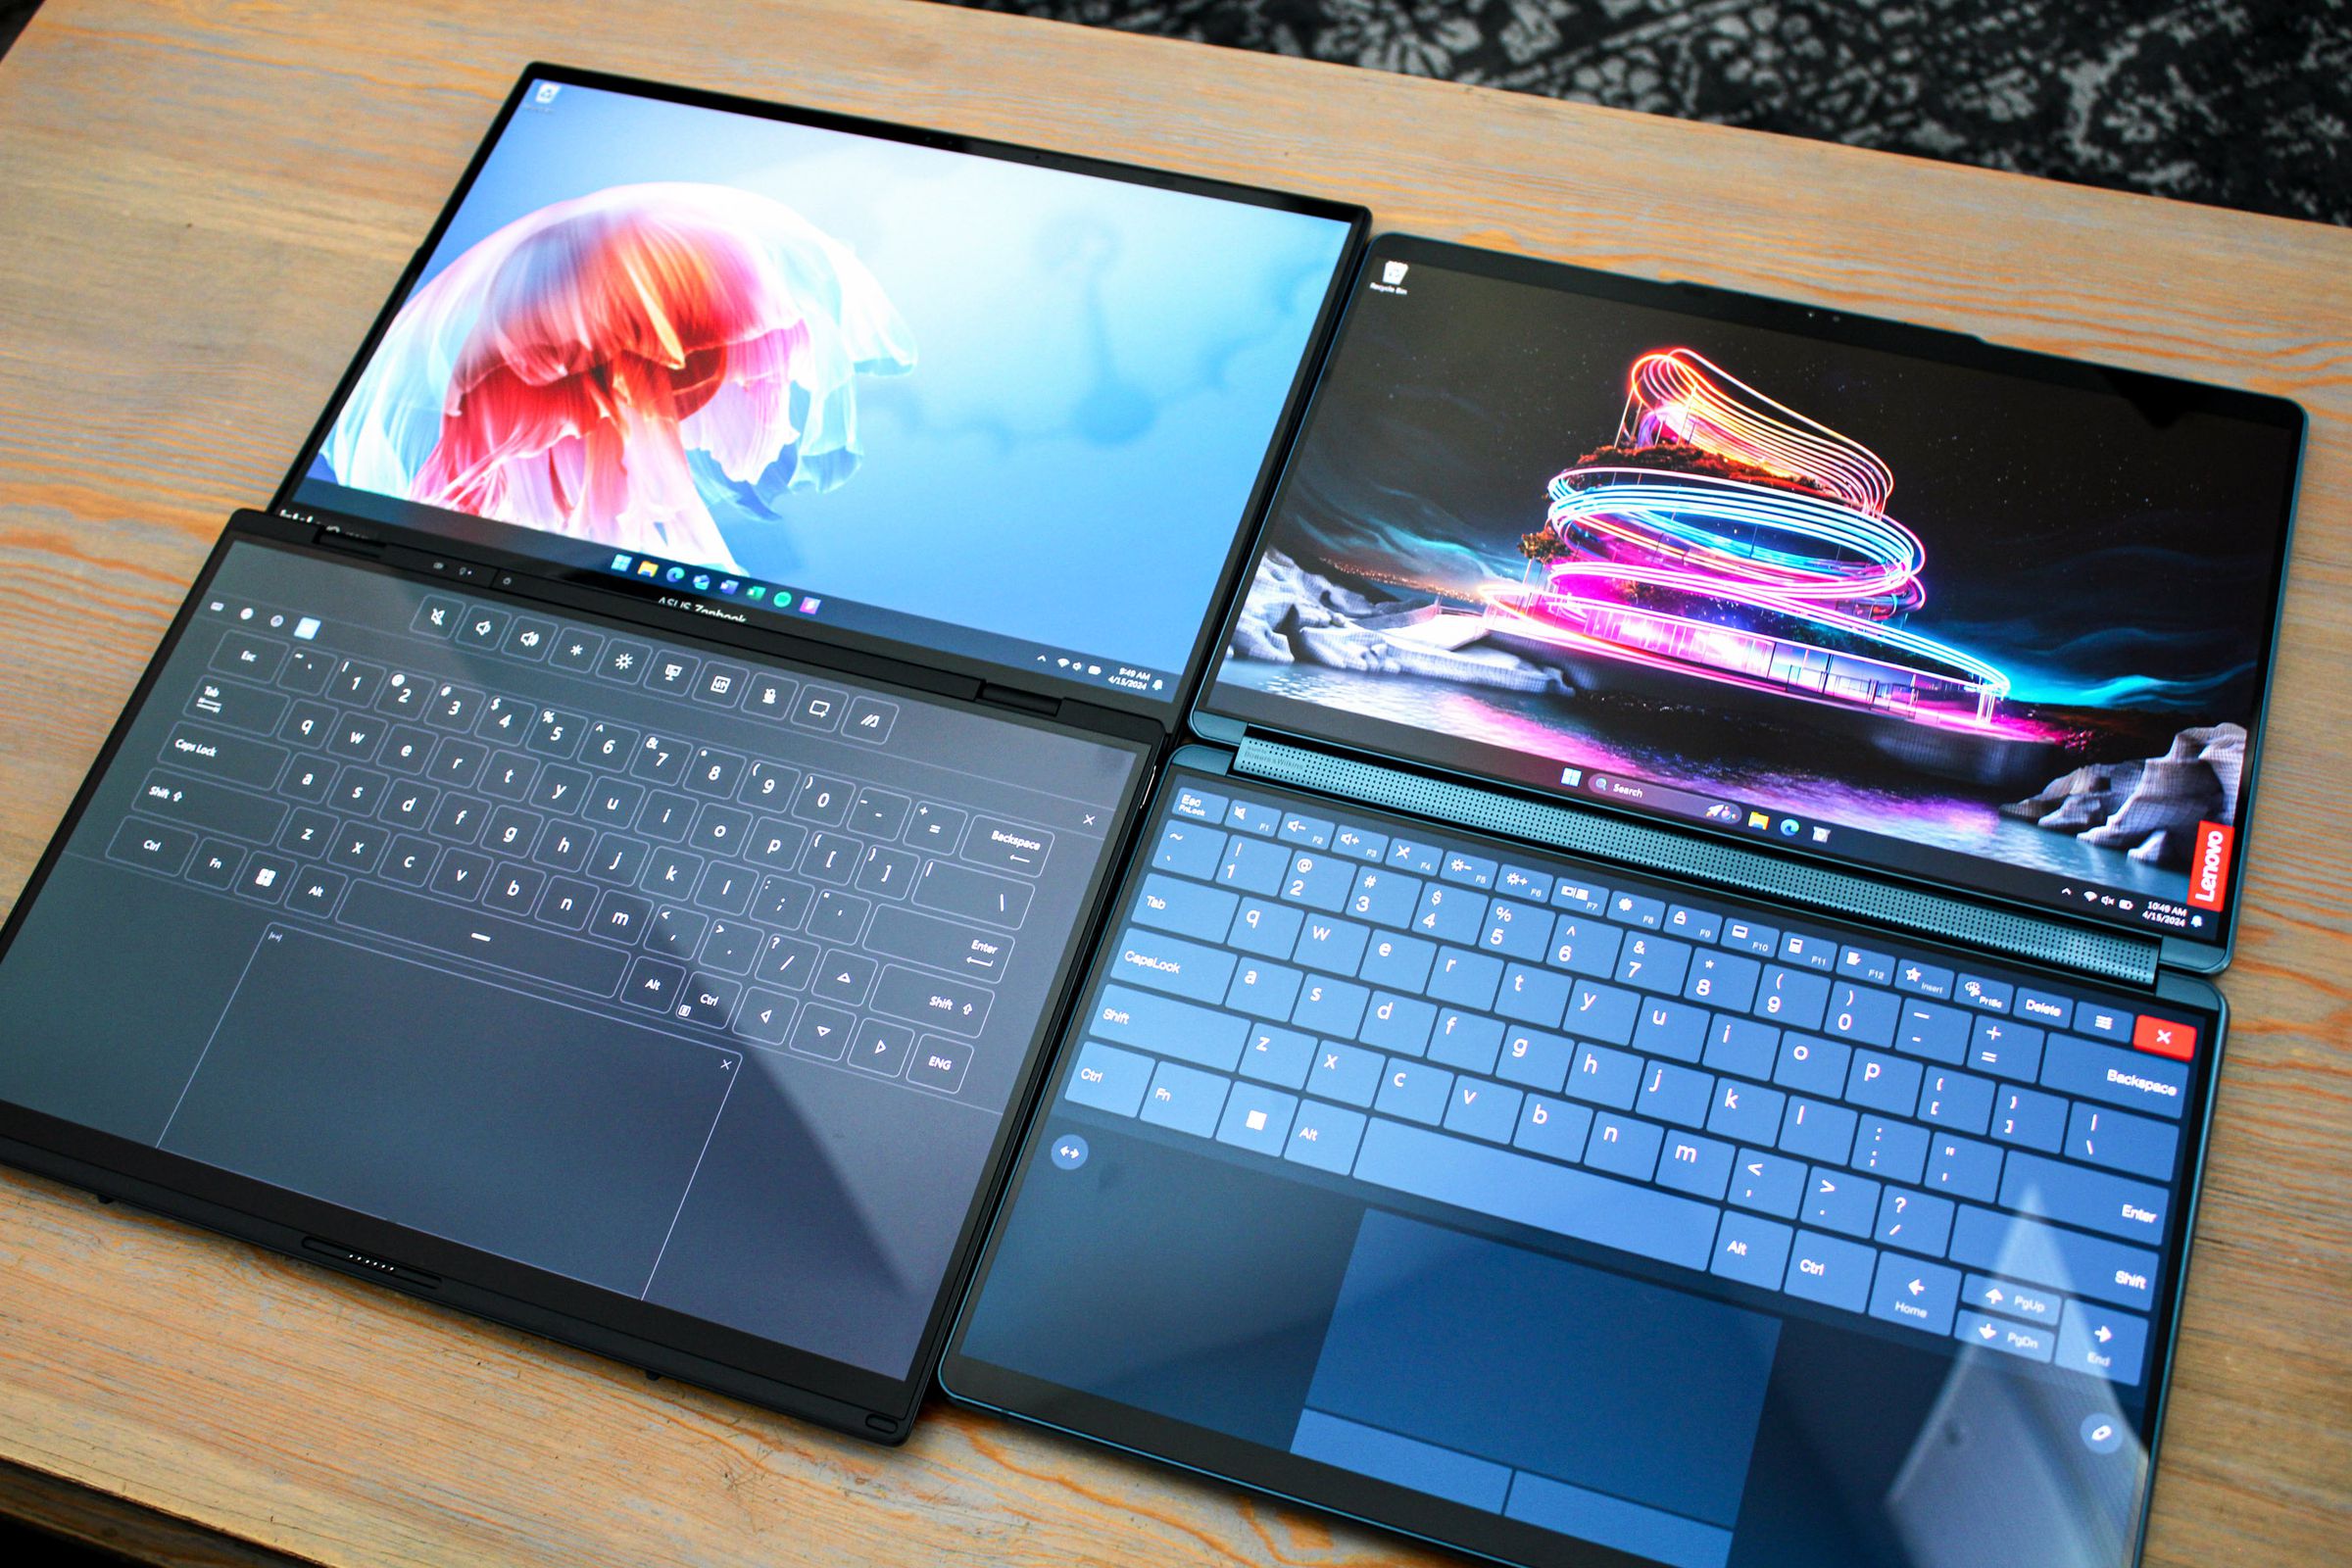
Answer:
339, 882, 628, 998
1350, 1119, 1722, 1273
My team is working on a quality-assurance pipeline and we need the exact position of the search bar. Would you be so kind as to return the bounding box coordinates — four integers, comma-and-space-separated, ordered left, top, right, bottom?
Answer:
1584, 772, 1740, 826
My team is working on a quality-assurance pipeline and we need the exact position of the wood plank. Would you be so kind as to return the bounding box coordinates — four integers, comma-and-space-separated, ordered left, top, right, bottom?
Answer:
0, 1457, 318, 1567
0, 0, 2345, 1564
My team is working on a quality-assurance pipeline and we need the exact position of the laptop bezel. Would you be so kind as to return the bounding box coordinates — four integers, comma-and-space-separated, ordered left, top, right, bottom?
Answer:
1191, 233, 2305, 978
270, 63, 1370, 738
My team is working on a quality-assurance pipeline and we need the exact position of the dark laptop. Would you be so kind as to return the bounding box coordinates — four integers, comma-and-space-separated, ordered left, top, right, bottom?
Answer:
0, 66, 1364, 1442
943, 236, 2302, 1565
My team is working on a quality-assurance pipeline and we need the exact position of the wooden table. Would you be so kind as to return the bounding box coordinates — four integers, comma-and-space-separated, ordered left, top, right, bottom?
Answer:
1, 0, 2347, 1562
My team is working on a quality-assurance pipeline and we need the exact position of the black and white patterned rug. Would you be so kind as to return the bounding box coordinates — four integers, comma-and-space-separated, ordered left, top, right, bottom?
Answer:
3, 0, 2341, 221
941, 0, 2352, 224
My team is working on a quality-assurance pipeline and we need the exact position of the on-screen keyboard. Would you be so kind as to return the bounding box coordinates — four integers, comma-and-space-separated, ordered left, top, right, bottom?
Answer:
1060, 775, 2204, 1388
104, 590, 1066, 1101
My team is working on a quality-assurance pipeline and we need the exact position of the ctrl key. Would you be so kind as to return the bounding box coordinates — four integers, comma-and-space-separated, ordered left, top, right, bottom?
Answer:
907, 1035, 973, 1096
107, 816, 196, 876
1066, 1041, 1152, 1117
1783, 1230, 1875, 1312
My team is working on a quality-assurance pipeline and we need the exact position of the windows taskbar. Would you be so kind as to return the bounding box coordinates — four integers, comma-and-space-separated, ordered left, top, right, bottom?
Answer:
282, 481, 1181, 706
1200, 682, 2228, 951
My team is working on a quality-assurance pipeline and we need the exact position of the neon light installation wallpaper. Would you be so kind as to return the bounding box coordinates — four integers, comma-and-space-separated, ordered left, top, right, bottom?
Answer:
297, 81, 1352, 681
1208, 264, 2296, 936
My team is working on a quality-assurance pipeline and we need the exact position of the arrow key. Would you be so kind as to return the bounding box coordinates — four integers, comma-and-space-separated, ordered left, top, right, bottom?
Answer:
851, 1018, 915, 1078
1960, 1272, 2062, 1324
1954, 1308, 2054, 1362
813, 950, 879, 1007
790, 1003, 856, 1061
1869, 1252, 1960, 1336
733, 988, 795, 1047
2057, 1298, 2148, 1386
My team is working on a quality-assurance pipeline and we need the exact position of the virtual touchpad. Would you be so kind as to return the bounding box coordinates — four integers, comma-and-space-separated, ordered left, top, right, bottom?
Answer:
160, 924, 740, 1296
1294, 1209, 1779, 1568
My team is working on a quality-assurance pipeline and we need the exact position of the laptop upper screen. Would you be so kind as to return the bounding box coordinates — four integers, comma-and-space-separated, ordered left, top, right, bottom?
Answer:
286, 74, 1357, 712
1200, 240, 2300, 951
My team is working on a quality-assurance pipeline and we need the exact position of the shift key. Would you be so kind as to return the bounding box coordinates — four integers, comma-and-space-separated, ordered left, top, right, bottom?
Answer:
133, 768, 287, 844
1088, 983, 1248, 1072
871, 963, 993, 1038
913, 858, 1033, 929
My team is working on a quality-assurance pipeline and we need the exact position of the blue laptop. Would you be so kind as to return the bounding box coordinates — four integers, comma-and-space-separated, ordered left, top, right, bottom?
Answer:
943, 234, 2303, 1568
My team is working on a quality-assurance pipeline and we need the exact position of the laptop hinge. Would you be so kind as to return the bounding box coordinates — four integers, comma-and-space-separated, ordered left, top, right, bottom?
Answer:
1054, 697, 1162, 749
309, 523, 386, 560
1233, 736, 2162, 988
979, 682, 1058, 717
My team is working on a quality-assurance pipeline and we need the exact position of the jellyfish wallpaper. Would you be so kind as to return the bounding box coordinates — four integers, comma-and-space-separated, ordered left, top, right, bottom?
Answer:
296, 80, 1354, 678
1210, 264, 2296, 928
322, 182, 916, 571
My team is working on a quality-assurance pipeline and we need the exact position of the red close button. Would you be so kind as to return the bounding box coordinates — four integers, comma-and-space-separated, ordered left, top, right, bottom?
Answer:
2133, 1014, 2198, 1061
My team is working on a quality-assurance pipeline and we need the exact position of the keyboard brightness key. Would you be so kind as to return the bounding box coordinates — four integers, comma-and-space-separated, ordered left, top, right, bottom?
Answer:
2132, 1013, 2198, 1060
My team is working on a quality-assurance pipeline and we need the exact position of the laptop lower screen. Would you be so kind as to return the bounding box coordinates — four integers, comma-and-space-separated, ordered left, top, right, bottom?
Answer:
286, 74, 1356, 710
949, 761, 2218, 1568
1199, 242, 2300, 951
0, 539, 1143, 1398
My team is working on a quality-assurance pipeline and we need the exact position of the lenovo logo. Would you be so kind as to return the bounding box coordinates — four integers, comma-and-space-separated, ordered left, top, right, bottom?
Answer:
2188, 820, 2233, 911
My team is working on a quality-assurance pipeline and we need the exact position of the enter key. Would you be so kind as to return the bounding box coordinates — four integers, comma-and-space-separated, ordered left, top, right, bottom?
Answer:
1998, 1152, 2168, 1246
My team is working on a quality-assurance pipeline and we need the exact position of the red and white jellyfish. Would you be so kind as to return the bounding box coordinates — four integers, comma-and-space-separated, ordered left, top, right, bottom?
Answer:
322, 181, 915, 571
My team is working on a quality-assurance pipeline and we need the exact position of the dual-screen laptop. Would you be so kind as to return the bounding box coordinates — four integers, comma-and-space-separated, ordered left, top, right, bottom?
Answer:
0, 66, 2301, 1568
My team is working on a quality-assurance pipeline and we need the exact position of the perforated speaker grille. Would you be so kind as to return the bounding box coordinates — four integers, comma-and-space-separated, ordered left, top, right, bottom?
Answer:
1234, 738, 2159, 988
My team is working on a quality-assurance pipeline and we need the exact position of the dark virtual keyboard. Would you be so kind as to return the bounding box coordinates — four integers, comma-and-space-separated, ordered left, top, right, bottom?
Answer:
1061, 774, 2207, 1387
100, 588, 1061, 1100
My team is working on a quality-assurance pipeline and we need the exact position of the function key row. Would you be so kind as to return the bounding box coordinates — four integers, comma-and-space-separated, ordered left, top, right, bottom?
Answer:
1167, 784, 2194, 1062
404, 595, 898, 741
